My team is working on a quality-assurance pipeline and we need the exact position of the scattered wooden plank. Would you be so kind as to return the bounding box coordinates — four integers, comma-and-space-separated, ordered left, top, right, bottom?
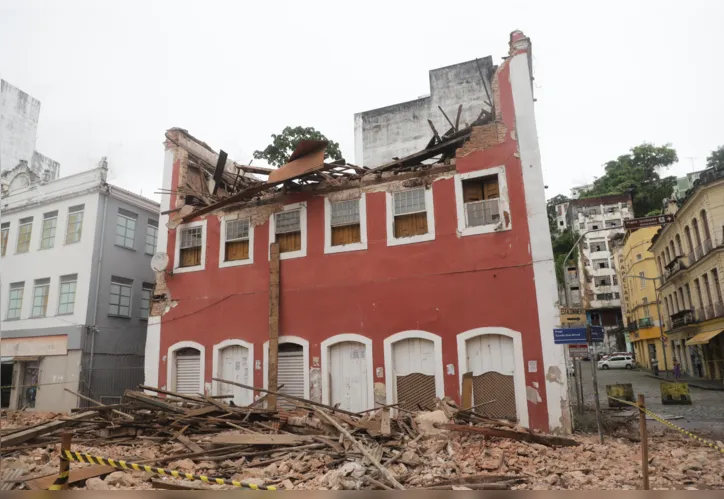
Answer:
441, 424, 578, 447
99, 427, 137, 438
0, 411, 98, 447
124, 391, 186, 414
137, 385, 207, 404
1, 468, 24, 490
64, 388, 134, 420
209, 434, 312, 446
176, 434, 204, 453
313, 407, 405, 490
461, 373, 473, 410
24, 464, 115, 490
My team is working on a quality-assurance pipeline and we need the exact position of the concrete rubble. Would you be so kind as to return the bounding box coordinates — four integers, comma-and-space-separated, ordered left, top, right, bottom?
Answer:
2, 388, 723, 490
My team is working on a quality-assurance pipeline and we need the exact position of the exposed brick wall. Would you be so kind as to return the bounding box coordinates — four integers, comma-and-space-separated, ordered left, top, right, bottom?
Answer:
456, 122, 508, 158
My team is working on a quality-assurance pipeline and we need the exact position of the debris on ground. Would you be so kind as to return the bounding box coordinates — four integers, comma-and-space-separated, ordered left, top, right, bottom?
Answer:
1, 384, 723, 490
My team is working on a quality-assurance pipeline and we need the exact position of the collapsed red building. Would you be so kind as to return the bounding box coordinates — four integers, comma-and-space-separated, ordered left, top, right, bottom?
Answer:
144, 31, 570, 433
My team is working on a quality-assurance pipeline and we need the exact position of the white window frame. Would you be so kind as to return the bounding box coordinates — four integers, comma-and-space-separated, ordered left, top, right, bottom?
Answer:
40, 211, 58, 250
167, 341, 206, 395
383, 330, 444, 408
174, 220, 207, 273
31, 278, 51, 318
320, 334, 374, 410
263, 336, 310, 399
64, 205, 84, 245
386, 188, 436, 247
140, 283, 153, 320
145, 219, 159, 255
323, 195, 367, 254
212, 338, 255, 404
454, 165, 511, 237
6, 282, 25, 320
268, 202, 307, 260
57, 274, 78, 316
456, 327, 529, 428
219, 216, 254, 268
16, 217, 33, 254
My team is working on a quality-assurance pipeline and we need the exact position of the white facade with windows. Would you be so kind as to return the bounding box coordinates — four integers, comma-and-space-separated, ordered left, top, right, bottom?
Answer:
0, 163, 160, 411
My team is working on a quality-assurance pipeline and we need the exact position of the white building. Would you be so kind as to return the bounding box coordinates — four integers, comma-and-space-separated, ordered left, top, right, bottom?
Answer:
0, 80, 59, 180
1, 161, 159, 411
557, 193, 633, 343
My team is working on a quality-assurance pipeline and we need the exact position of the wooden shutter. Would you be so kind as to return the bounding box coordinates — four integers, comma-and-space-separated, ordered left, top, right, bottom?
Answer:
483, 177, 499, 199
331, 224, 361, 246
225, 240, 249, 261
463, 182, 484, 202
180, 247, 201, 267
278, 232, 301, 253
394, 213, 428, 238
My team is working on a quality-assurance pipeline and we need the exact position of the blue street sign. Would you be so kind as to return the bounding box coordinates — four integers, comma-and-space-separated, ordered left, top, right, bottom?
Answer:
553, 326, 604, 345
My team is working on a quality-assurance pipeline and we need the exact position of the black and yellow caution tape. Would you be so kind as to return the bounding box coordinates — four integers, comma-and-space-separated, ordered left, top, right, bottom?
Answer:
608, 396, 724, 454
49, 450, 278, 490
48, 470, 69, 490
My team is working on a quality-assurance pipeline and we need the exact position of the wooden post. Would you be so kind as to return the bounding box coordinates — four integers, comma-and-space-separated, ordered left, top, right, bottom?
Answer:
461, 372, 473, 410
638, 394, 649, 490
267, 243, 281, 410
587, 324, 604, 444
59, 432, 72, 490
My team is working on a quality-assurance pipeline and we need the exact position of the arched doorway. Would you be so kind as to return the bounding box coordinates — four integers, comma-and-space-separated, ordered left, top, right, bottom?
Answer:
384, 331, 443, 412
322, 334, 373, 412
213, 340, 253, 406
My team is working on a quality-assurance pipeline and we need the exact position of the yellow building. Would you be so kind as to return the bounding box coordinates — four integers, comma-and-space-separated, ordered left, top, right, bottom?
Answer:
650, 169, 724, 380
613, 227, 672, 372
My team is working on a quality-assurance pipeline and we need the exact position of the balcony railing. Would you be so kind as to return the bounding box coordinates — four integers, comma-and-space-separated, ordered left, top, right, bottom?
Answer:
664, 255, 687, 280
703, 238, 713, 255
638, 317, 654, 328
715, 301, 724, 319
670, 309, 697, 328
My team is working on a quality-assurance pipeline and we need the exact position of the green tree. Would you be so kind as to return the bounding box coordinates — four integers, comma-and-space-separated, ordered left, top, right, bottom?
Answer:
253, 126, 343, 168
706, 145, 724, 170
585, 143, 678, 216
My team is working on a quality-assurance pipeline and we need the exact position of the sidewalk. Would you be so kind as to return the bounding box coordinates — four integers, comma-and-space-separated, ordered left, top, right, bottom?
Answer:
644, 371, 724, 391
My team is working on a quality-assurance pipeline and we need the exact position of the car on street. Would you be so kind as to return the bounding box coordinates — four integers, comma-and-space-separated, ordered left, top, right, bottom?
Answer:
598, 355, 634, 370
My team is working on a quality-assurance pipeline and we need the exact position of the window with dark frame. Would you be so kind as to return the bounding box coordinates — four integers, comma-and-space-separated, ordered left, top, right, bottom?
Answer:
393, 188, 428, 238
109, 277, 132, 317
224, 218, 250, 261
275, 210, 302, 253
330, 199, 361, 246
461, 174, 500, 227
179, 226, 202, 267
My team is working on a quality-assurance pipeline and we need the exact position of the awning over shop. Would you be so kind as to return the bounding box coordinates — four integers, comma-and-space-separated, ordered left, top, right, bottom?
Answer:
686, 330, 724, 346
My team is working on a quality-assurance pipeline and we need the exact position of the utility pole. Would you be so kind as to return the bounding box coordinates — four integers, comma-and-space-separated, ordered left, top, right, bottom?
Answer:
587, 324, 604, 444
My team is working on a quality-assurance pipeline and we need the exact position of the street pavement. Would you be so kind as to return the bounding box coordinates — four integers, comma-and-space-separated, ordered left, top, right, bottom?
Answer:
571, 361, 724, 435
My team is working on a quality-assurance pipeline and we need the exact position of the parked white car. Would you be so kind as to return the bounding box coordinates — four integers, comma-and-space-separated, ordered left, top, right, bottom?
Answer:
598, 355, 634, 370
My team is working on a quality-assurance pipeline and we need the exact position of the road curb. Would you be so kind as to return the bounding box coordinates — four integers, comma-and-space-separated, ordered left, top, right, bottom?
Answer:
644, 374, 724, 391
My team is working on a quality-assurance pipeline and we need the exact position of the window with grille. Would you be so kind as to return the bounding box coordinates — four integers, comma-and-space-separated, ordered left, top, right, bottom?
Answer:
1, 222, 9, 257
109, 277, 133, 317
57, 274, 77, 315
145, 219, 158, 255
179, 226, 202, 267
461, 175, 500, 228
65, 205, 84, 244
116, 209, 138, 248
393, 189, 428, 238
224, 218, 250, 261
140, 283, 153, 319
40, 211, 58, 250
31, 278, 50, 317
275, 209, 302, 253
330, 199, 361, 246
7, 282, 24, 320
16, 217, 33, 253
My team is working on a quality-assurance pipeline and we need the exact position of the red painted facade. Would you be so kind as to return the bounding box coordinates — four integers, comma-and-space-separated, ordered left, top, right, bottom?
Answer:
152, 32, 561, 431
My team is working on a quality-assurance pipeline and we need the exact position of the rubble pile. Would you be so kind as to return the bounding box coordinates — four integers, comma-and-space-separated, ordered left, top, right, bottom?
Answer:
1, 385, 722, 490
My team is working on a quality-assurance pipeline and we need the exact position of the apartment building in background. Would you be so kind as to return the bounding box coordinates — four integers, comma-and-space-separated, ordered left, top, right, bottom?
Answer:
650, 166, 724, 381
556, 193, 633, 351
612, 228, 670, 368
1, 160, 159, 411
145, 32, 571, 433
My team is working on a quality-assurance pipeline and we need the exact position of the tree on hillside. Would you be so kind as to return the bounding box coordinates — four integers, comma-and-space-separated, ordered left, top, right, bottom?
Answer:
584, 143, 678, 216
253, 126, 342, 168
706, 145, 724, 171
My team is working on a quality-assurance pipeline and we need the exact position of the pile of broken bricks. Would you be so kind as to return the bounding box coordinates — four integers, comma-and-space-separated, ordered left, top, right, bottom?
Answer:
1, 384, 723, 490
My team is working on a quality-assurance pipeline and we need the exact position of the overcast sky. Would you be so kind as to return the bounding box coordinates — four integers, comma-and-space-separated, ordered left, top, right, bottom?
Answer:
1, 0, 721, 201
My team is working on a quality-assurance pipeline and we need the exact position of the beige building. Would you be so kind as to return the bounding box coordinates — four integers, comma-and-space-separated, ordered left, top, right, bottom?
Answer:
650, 168, 724, 381
613, 228, 672, 371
